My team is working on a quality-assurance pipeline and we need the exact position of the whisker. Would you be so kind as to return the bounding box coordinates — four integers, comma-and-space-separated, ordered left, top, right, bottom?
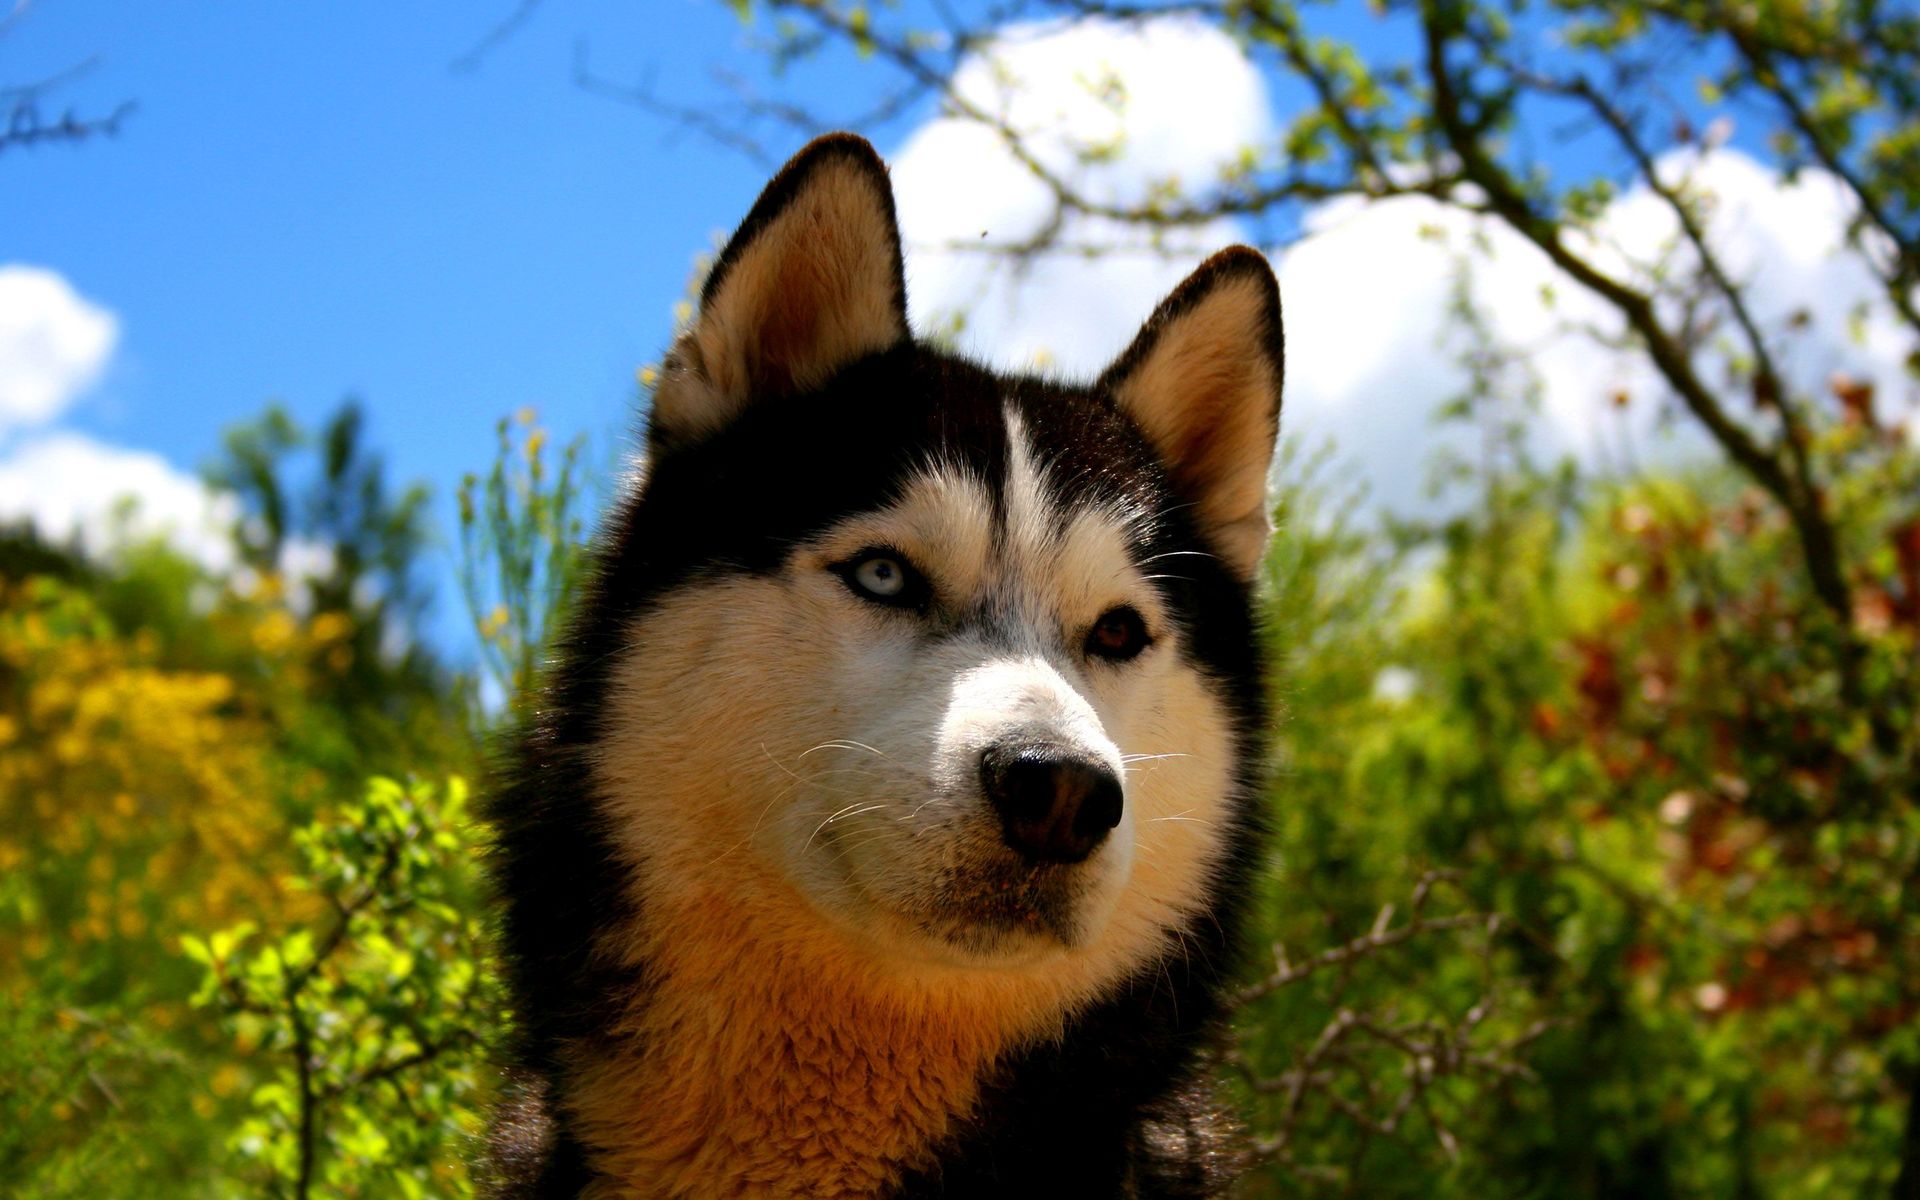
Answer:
799, 739, 898, 764
700, 763, 889, 866
904, 794, 952, 821
822, 798, 896, 823
1135, 548, 1217, 566
759, 742, 805, 782
804, 800, 897, 853
815, 827, 911, 864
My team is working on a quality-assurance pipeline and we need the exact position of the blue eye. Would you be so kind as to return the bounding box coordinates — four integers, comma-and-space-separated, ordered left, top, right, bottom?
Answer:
835, 549, 928, 608
854, 556, 905, 596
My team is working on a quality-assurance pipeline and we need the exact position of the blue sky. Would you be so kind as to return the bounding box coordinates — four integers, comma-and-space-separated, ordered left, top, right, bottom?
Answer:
11, 2, 789, 453
6, 1, 1906, 663
5, 0, 924, 650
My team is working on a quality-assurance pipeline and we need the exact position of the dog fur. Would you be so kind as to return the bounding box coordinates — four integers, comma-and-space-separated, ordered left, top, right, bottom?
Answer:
487, 133, 1282, 1199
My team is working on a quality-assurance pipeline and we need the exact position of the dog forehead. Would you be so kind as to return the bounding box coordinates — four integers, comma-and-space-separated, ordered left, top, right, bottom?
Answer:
998, 405, 1155, 585
859, 347, 1165, 514
620, 347, 1173, 600
851, 404, 1154, 612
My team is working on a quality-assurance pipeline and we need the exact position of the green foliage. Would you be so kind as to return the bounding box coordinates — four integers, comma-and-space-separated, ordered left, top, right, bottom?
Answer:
207, 399, 460, 763
1, 398, 477, 1198
1233, 397, 1919, 1196
457, 411, 595, 719
0, 989, 210, 1199
188, 777, 502, 1200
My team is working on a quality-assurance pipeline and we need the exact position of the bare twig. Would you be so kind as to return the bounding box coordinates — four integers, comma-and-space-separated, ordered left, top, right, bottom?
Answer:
1414, 1, 1860, 643
574, 45, 779, 166
1, 91, 135, 155
1235, 875, 1488, 1004
1713, 12, 1919, 318
285, 969, 318, 1200
1230, 873, 1553, 1182
452, 0, 548, 74
2, 49, 135, 155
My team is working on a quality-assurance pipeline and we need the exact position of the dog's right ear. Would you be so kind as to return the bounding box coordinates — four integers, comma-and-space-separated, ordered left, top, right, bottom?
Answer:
648, 134, 910, 451
1098, 247, 1283, 582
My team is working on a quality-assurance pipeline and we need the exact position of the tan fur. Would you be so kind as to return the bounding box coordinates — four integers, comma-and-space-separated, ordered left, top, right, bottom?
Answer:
653, 157, 906, 442
571, 415, 1240, 1196
1108, 274, 1281, 579
568, 874, 1051, 1198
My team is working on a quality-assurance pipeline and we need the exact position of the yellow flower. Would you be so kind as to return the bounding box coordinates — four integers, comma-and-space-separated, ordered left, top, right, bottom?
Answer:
310, 610, 354, 644
1, 574, 320, 973
482, 604, 510, 639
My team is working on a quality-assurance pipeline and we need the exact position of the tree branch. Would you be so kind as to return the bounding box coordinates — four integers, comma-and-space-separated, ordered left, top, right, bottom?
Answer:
1415, 0, 1855, 632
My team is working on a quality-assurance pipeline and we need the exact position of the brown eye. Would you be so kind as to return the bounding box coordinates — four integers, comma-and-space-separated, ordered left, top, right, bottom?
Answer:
1086, 606, 1150, 662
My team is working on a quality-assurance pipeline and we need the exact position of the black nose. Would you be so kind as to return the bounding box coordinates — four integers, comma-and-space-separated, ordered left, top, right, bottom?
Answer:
979, 744, 1123, 864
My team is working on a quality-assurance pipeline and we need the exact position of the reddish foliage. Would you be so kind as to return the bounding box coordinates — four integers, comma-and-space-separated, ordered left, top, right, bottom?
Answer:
1892, 518, 1920, 626
1830, 373, 1877, 429
1575, 638, 1623, 727
1623, 942, 1662, 975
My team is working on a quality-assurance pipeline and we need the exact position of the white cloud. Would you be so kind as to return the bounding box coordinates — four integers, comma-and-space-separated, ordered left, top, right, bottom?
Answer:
1598, 148, 1915, 422
1284, 149, 1919, 505
0, 265, 119, 434
892, 16, 1268, 373
0, 267, 257, 576
1277, 190, 1646, 507
885, 18, 1918, 511
0, 432, 344, 599
0, 432, 241, 574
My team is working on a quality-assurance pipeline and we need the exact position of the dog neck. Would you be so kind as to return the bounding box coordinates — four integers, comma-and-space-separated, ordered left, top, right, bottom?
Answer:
566, 872, 1069, 1199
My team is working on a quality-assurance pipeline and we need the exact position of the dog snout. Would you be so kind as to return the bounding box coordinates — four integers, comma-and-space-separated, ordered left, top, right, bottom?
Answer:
978, 743, 1123, 864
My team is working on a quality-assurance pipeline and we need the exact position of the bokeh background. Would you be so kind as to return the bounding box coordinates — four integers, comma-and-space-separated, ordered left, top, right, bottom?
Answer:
4, 1, 1918, 1196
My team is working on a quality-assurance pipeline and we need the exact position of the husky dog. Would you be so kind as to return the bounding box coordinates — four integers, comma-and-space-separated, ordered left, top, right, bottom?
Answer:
488, 133, 1282, 1198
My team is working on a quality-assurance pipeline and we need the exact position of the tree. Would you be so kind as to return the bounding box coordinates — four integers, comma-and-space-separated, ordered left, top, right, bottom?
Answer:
206, 400, 461, 770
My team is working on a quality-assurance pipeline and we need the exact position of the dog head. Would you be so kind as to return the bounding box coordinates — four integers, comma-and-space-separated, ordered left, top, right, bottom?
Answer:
590, 134, 1280, 982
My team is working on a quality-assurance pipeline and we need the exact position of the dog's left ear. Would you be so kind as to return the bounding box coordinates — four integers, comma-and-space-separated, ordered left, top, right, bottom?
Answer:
650, 133, 909, 451
1098, 247, 1283, 581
